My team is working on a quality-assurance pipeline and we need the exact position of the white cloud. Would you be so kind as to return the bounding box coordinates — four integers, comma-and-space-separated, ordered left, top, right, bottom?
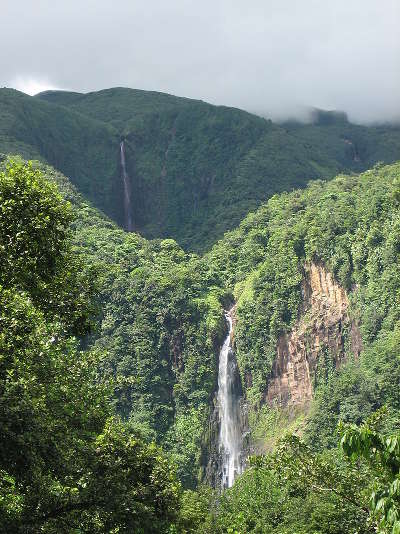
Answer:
1, 0, 399, 123
12, 77, 61, 96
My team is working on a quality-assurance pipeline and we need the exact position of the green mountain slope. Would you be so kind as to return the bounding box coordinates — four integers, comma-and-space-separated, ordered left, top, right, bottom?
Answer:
2, 152, 400, 532
37, 87, 194, 128
0, 88, 123, 221
80, 156, 400, 487
0, 154, 226, 487
1, 87, 399, 251
6, 152, 399, 485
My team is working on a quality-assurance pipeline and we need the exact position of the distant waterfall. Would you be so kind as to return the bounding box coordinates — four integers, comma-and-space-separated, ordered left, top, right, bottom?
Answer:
218, 312, 243, 488
120, 141, 133, 232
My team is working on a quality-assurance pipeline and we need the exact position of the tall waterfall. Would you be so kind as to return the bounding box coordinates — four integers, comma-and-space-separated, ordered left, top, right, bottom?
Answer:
218, 312, 243, 488
120, 141, 133, 232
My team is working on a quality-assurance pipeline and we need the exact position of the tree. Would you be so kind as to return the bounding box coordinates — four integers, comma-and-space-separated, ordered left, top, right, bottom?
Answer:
0, 160, 180, 532
341, 411, 400, 534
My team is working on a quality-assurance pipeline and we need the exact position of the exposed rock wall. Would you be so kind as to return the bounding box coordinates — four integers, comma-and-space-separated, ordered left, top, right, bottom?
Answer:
265, 262, 362, 408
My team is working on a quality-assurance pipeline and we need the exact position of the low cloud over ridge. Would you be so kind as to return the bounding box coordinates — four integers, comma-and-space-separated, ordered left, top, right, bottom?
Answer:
2, 0, 399, 124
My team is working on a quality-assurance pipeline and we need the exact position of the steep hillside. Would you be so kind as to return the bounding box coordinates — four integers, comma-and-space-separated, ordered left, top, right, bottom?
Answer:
2, 87, 400, 251
286, 117, 400, 170
6, 152, 399, 481
0, 154, 227, 488
3, 153, 400, 532
0, 89, 122, 221
0, 157, 183, 532
265, 261, 361, 409
38, 88, 400, 250
207, 161, 400, 450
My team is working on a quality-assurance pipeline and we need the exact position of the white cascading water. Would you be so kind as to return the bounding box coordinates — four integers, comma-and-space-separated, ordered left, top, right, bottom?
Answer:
120, 141, 133, 232
218, 312, 243, 488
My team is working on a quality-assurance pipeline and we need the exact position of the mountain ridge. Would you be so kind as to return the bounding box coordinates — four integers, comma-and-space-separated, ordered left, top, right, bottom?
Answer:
1, 86, 400, 251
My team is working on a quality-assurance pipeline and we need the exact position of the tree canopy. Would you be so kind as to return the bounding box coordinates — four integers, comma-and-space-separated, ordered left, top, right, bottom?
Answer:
0, 160, 180, 533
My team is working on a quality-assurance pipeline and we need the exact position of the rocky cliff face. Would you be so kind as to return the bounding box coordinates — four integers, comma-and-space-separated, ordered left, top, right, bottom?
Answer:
265, 262, 362, 408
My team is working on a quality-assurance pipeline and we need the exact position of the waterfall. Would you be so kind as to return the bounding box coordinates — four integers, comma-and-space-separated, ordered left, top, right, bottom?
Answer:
120, 141, 133, 232
218, 312, 243, 488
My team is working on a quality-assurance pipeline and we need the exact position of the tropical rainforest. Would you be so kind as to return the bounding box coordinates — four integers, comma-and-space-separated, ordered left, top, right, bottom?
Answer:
1, 87, 400, 533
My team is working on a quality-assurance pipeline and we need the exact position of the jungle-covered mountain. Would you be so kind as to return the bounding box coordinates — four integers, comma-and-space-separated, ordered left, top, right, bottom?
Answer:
2, 149, 400, 532
1, 86, 400, 250
1, 85, 400, 532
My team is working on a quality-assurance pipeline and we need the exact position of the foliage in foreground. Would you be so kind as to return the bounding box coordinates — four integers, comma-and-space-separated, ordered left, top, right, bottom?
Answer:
341, 411, 400, 534
178, 422, 400, 534
0, 161, 180, 532
2, 156, 400, 533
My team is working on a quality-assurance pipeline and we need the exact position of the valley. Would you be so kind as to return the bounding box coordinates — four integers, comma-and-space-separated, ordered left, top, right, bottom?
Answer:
1, 88, 400, 532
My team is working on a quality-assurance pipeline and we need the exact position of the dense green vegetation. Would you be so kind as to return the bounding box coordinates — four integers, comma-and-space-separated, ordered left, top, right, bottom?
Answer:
180, 424, 400, 534
2, 87, 400, 251
189, 160, 400, 532
0, 89, 120, 220
90, 157, 400, 530
2, 145, 400, 532
0, 155, 228, 489
340, 412, 400, 533
0, 160, 181, 532
201, 162, 400, 418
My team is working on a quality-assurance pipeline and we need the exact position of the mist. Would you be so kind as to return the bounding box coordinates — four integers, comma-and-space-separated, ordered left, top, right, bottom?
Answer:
1, 0, 399, 124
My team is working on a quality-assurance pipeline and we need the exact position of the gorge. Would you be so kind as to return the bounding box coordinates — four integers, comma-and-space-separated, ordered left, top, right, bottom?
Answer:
1, 88, 400, 532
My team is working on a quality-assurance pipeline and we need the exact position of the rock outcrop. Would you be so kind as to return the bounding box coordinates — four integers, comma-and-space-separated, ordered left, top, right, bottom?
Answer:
265, 262, 362, 408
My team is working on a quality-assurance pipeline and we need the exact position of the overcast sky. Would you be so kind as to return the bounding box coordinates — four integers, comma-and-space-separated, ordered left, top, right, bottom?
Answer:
1, 0, 399, 123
